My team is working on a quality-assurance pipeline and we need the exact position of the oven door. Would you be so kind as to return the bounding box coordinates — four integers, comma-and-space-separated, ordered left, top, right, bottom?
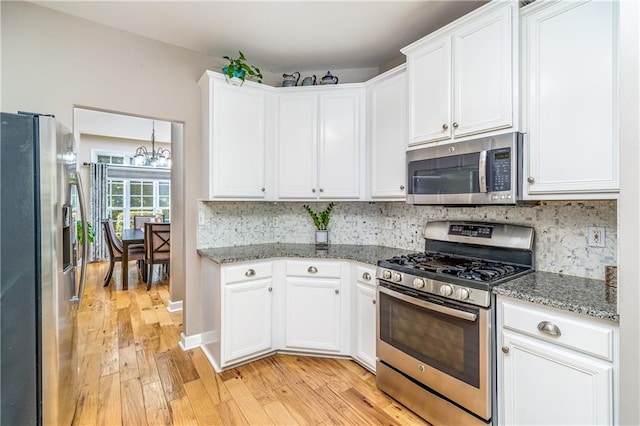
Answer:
377, 281, 491, 420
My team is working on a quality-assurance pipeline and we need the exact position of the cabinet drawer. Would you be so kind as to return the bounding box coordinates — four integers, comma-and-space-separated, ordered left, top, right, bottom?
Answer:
285, 260, 342, 278
500, 300, 615, 361
356, 265, 376, 286
224, 262, 273, 284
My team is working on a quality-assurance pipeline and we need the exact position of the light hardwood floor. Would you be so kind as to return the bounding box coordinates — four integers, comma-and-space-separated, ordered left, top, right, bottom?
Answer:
72, 262, 429, 425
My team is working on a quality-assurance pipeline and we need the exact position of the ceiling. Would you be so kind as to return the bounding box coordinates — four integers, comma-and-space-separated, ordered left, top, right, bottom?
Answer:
32, 1, 486, 73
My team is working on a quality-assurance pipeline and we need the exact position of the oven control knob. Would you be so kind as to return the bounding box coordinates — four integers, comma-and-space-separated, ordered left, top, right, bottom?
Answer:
456, 288, 470, 300
439, 284, 453, 297
382, 270, 392, 280
412, 278, 426, 289
392, 272, 402, 282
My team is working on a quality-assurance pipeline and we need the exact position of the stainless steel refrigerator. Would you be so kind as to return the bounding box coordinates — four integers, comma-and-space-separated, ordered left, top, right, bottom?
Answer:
1, 112, 88, 425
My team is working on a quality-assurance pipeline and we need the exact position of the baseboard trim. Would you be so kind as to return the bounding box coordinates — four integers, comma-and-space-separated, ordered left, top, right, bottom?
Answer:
179, 332, 202, 351
167, 299, 183, 312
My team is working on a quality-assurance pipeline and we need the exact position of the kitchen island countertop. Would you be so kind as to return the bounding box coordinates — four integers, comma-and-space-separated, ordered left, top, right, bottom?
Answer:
197, 243, 416, 266
493, 271, 618, 322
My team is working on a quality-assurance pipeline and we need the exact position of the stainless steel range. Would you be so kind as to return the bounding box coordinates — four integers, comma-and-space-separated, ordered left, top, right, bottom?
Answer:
376, 221, 534, 425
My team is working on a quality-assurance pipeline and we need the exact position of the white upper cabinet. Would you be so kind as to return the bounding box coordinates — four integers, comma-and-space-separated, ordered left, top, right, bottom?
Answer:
199, 71, 270, 199
366, 65, 407, 200
276, 87, 364, 200
403, 1, 515, 147
522, 0, 619, 198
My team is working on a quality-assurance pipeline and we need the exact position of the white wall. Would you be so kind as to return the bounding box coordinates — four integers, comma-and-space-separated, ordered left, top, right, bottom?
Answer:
1, 1, 212, 334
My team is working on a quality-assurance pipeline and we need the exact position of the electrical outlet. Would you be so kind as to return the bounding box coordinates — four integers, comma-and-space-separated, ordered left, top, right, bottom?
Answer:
272, 217, 279, 228
384, 218, 393, 229
588, 227, 606, 247
198, 210, 205, 226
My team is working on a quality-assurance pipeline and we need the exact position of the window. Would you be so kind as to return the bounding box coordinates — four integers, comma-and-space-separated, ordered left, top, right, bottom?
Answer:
96, 152, 171, 237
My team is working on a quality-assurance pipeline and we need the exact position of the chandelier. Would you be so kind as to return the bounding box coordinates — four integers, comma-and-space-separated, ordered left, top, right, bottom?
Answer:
133, 120, 171, 167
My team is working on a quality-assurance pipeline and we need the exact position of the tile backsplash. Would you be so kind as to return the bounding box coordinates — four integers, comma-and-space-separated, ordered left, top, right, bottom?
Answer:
198, 200, 617, 280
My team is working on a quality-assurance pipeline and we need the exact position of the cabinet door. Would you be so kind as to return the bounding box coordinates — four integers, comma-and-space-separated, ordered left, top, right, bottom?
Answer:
318, 91, 362, 199
369, 70, 407, 199
212, 83, 266, 198
407, 36, 451, 146
284, 277, 341, 352
453, 3, 512, 138
276, 93, 318, 199
523, 0, 618, 197
223, 278, 273, 365
501, 330, 613, 425
354, 283, 376, 371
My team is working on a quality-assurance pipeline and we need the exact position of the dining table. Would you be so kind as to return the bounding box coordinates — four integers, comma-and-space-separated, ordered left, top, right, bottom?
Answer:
121, 228, 145, 290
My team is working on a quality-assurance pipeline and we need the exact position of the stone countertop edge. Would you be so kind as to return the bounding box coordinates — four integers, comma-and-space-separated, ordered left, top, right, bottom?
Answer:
197, 243, 417, 267
493, 271, 619, 323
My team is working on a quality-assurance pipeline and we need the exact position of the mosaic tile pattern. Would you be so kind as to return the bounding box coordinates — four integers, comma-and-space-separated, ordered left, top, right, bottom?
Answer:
198, 200, 617, 280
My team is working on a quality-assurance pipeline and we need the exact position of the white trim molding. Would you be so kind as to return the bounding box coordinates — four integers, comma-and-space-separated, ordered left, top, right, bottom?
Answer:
179, 332, 202, 351
167, 299, 183, 313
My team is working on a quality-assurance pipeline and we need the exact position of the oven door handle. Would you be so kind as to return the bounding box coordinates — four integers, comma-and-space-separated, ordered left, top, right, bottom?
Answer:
379, 286, 478, 322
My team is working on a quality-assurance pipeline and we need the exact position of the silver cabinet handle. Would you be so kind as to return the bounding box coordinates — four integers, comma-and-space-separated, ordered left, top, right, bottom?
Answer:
307, 266, 318, 273
335, 289, 340, 294
268, 287, 273, 292
442, 123, 448, 130
502, 346, 509, 354
372, 299, 376, 305
261, 187, 265, 192
399, 185, 405, 190
527, 177, 535, 183
362, 272, 371, 281
537, 321, 562, 337
452, 122, 459, 128
312, 188, 316, 193
245, 269, 256, 277
319, 188, 324, 193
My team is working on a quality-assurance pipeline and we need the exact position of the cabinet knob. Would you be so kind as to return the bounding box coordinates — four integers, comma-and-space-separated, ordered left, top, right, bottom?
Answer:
372, 299, 376, 305
319, 188, 324, 193
537, 321, 562, 337
245, 269, 256, 277
307, 266, 318, 273
268, 287, 273, 292
335, 289, 340, 294
312, 188, 316, 193
362, 272, 371, 281
442, 123, 449, 130
261, 187, 265, 192
501, 346, 510, 354
527, 177, 535, 183
400, 185, 405, 190
452, 122, 459, 128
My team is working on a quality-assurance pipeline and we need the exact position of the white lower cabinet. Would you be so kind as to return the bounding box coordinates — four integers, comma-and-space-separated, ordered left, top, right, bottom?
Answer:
497, 296, 618, 425
352, 264, 377, 372
221, 262, 274, 367
284, 260, 344, 353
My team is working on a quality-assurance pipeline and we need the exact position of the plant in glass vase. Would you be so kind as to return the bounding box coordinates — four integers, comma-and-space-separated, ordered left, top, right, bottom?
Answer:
303, 202, 335, 248
222, 51, 263, 85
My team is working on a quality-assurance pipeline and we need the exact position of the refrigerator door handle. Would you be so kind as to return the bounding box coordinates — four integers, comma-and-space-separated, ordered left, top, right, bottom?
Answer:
71, 172, 88, 305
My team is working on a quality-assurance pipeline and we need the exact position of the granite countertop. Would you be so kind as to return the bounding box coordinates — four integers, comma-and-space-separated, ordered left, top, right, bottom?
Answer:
197, 243, 416, 266
493, 271, 619, 322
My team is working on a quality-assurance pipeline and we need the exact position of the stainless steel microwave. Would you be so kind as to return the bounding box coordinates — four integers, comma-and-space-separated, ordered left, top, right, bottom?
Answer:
406, 132, 523, 205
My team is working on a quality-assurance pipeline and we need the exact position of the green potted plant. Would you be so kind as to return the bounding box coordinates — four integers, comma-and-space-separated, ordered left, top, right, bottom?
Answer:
222, 51, 263, 85
303, 202, 335, 248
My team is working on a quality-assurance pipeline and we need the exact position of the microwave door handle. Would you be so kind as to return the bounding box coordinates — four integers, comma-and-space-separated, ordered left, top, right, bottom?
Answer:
479, 150, 488, 193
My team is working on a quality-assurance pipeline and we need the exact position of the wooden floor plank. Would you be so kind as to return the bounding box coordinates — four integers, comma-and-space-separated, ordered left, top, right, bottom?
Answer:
117, 307, 134, 348
224, 376, 275, 425
118, 344, 140, 382
155, 351, 187, 401
142, 380, 172, 426
339, 387, 402, 426
168, 395, 198, 426
263, 399, 300, 426
137, 346, 161, 385
183, 378, 225, 425
121, 378, 148, 426
190, 349, 232, 404
169, 346, 200, 384
97, 373, 122, 426
216, 399, 250, 425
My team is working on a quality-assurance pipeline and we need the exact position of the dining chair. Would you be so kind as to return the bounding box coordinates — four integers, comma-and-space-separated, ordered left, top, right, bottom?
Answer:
102, 219, 146, 287
144, 222, 170, 290
133, 215, 163, 230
